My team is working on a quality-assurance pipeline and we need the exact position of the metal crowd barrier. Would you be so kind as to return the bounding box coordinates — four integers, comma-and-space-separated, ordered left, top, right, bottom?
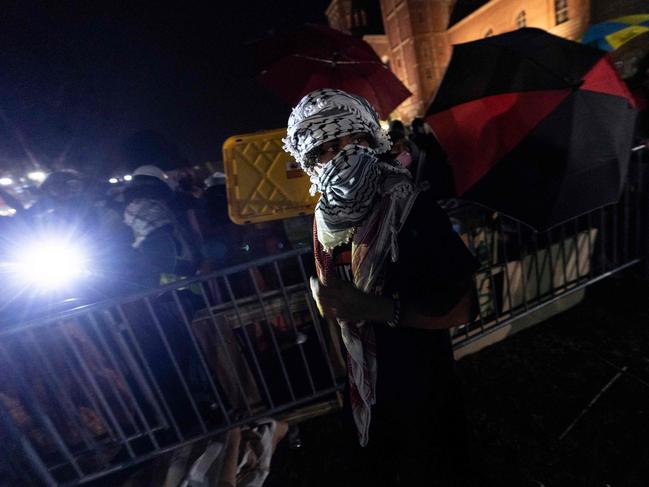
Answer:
0, 146, 646, 485
448, 144, 648, 350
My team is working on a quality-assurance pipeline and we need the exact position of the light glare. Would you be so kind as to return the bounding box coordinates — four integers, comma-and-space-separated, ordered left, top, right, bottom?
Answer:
109, 177, 119, 184
27, 171, 47, 183
14, 238, 89, 289
0, 177, 13, 186
123, 174, 133, 181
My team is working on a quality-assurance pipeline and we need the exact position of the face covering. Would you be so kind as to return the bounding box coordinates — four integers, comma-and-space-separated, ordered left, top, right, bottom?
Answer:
312, 144, 381, 250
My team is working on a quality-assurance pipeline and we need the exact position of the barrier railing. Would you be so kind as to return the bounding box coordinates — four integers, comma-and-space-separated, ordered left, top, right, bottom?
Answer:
448, 144, 647, 349
0, 146, 646, 485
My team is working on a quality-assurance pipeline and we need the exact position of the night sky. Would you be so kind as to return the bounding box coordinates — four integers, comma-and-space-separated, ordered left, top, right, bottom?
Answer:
0, 0, 332, 177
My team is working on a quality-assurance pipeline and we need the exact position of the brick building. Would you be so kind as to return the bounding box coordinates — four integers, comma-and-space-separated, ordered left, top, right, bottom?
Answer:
326, 0, 647, 121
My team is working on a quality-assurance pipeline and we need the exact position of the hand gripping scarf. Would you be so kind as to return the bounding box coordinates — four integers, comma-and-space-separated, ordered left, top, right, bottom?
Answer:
313, 145, 420, 446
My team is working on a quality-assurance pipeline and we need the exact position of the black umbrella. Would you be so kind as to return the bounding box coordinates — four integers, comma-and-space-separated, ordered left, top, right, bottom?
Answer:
426, 28, 637, 229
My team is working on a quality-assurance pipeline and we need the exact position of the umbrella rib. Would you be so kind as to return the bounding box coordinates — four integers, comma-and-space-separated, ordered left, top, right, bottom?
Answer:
494, 42, 587, 86
291, 54, 384, 66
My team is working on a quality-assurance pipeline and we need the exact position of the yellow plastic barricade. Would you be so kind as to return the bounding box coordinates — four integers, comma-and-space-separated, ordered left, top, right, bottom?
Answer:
222, 128, 318, 224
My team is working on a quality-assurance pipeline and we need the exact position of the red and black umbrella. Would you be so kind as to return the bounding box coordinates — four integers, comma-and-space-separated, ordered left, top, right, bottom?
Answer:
426, 28, 637, 229
256, 24, 411, 119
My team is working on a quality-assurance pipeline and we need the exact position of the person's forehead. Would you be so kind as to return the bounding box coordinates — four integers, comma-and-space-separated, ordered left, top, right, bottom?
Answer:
322, 135, 352, 145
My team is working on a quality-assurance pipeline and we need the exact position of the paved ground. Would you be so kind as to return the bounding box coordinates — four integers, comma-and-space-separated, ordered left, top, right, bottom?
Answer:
267, 271, 649, 486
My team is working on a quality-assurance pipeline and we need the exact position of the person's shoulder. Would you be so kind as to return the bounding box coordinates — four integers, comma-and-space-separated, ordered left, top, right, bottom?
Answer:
408, 189, 449, 226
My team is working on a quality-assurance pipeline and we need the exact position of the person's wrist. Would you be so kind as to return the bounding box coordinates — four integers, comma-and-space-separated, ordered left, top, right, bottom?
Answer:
386, 292, 401, 328
353, 293, 393, 323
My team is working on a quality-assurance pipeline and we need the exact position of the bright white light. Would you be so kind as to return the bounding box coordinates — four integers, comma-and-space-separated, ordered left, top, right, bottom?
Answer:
0, 177, 13, 186
109, 177, 119, 184
123, 174, 133, 181
27, 171, 47, 183
13, 238, 89, 289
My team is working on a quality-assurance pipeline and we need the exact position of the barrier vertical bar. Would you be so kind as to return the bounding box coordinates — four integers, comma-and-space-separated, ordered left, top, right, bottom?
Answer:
60, 324, 136, 459
0, 397, 57, 486
296, 254, 340, 387
197, 284, 254, 417
0, 342, 85, 477
273, 260, 316, 395
87, 312, 160, 449
25, 330, 107, 458
115, 305, 180, 440
143, 297, 207, 433
171, 290, 231, 424
515, 220, 530, 312
78, 315, 139, 435
497, 218, 515, 316
222, 273, 275, 409
247, 267, 296, 402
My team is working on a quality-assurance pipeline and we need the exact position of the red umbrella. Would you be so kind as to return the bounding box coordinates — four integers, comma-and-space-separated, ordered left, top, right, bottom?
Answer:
424, 28, 637, 229
256, 24, 411, 119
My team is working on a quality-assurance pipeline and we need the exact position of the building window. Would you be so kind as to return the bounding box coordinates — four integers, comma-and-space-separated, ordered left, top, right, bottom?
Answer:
555, 0, 569, 25
421, 43, 430, 60
484, 28, 493, 38
516, 11, 526, 28
352, 9, 368, 27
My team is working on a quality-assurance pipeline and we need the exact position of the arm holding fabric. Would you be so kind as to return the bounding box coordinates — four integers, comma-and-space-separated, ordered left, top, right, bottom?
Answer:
309, 274, 475, 329
309, 193, 479, 328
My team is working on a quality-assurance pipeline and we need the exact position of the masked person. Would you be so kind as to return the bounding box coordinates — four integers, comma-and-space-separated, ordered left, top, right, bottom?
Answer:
123, 165, 201, 287
283, 89, 478, 485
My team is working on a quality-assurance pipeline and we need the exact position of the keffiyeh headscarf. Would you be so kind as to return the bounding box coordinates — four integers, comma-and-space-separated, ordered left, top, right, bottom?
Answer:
282, 88, 391, 173
124, 198, 174, 248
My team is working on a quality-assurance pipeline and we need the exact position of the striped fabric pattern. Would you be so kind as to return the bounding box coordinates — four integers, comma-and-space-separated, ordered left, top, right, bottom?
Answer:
282, 88, 391, 172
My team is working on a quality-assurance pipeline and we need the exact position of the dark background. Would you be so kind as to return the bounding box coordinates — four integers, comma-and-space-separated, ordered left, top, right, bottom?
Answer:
0, 0, 331, 176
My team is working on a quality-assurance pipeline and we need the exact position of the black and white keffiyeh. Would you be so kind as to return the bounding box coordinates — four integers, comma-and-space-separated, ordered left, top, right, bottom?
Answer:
124, 198, 174, 248
313, 144, 415, 251
282, 88, 391, 173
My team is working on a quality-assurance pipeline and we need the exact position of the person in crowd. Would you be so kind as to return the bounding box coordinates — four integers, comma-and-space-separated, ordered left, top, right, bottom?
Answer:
283, 88, 479, 485
409, 117, 456, 199
175, 167, 205, 210
174, 166, 207, 253
387, 119, 410, 157
123, 165, 201, 287
200, 170, 246, 269
384, 119, 415, 172
30, 169, 127, 236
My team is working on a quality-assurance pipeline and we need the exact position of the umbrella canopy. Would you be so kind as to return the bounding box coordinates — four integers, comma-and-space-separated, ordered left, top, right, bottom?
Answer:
426, 28, 637, 229
256, 24, 411, 119
581, 14, 649, 52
